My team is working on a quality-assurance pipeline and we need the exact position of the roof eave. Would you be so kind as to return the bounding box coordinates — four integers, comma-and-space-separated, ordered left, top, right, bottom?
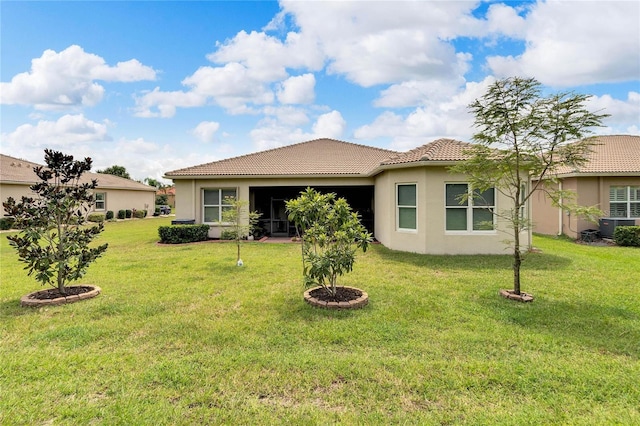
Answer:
165, 173, 374, 180
370, 160, 461, 175
556, 171, 640, 178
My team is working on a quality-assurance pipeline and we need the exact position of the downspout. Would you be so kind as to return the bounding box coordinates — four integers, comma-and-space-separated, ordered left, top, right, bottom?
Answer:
192, 179, 197, 221
558, 180, 563, 236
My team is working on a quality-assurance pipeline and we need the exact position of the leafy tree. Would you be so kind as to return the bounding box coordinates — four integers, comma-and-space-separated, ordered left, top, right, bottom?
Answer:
96, 165, 130, 179
286, 188, 372, 300
156, 194, 169, 206
3, 150, 109, 295
144, 177, 167, 189
220, 196, 262, 266
450, 77, 607, 296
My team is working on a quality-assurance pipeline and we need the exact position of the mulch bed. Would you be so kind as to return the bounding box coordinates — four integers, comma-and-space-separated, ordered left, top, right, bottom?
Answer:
26, 286, 95, 300
309, 286, 363, 303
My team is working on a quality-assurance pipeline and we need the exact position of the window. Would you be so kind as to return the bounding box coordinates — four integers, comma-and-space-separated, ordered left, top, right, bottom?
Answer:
610, 186, 640, 218
396, 184, 417, 230
445, 183, 495, 232
203, 188, 236, 223
95, 192, 106, 210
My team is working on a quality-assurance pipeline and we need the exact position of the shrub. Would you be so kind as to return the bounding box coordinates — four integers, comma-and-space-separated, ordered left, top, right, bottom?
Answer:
106, 210, 114, 220
0, 217, 15, 230
158, 224, 209, 244
125, 209, 132, 219
613, 226, 640, 247
286, 187, 372, 299
117, 210, 126, 220
88, 213, 105, 223
134, 209, 146, 219
220, 229, 237, 240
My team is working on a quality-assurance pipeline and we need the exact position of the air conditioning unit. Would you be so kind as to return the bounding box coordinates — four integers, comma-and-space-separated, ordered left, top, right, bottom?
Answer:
599, 218, 636, 239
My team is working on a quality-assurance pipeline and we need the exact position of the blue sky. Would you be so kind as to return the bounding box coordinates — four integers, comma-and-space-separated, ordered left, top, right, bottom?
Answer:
2, 1, 639, 183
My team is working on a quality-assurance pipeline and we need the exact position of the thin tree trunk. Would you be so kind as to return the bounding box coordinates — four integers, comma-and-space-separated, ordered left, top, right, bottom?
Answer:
513, 230, 521, 295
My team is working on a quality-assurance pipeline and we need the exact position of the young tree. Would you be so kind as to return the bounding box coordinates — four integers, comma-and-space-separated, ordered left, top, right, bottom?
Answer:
451, 77, 608, 297
96, 165, 130, 179
286, 188, 372, 300
220, 196, 261, 266
3, 150, 109, 295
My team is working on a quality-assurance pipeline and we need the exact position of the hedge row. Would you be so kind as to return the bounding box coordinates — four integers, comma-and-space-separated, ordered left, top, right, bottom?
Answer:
158, 224, 210, 244
613, 226, 640, 247
0, 217, 15, 230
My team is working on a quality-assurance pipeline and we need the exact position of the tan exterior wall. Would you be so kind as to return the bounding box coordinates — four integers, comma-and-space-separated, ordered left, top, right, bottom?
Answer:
173, 176, 376, 239
1, 182, 155, 218
532, 176, 640, 239
374, 166, 531, 255
93, 188, 156, 216
531, 181, 561, 235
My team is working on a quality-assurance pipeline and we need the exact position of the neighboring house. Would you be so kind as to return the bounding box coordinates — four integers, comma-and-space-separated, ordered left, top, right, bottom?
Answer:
531, 135, 640, 239
165, 138, 531, 255
1, 153, 156, 216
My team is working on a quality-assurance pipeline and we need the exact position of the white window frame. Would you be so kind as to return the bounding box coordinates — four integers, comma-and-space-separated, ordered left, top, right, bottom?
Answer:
94, 192, 106, 211
610, 186, 640, 218
396, 183, 417, 232
445, 183, 496, 234
202, 188, 237, 224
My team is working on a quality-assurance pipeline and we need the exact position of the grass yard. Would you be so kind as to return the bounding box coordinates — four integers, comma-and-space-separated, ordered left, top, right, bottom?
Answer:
1, 218, 639, 425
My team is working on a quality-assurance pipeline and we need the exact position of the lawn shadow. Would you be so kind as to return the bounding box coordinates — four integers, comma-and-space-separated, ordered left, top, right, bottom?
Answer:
375, 245, 572, 272
486, 297, 639, 359
0, 298, 32, 317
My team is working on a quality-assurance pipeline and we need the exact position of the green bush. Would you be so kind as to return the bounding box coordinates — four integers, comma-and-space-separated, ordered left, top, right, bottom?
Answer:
0, 217, 15, 230
134, 209, 146, 219
106, 210, 114, 220
220, 229, 237, 240
87, 213, 105, 223
125, 209, 133, 219
613, 226, 640, 247
117, 210, 126, 220
158, 224, 209, 244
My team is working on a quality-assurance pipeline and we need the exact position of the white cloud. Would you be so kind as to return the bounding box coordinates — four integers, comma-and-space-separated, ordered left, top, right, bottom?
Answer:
355, 78, 494, 150
250, 110, 345, 151
311, 110, 346, 139
487, 1, 640, 86
587, 91, 640, 135
277, 74, 315, 104
1, 114, 110, 150
133, 87, 206, 118
191, 121, 221, 143
485, 3, 527, 38
209, 30, 323, 79
280, 1, 478, 87
262, 106, 309, 127
0, 45, 157, 110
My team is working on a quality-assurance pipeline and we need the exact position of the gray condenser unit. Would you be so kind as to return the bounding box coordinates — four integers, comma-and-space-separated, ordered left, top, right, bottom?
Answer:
599, 218, 635, 239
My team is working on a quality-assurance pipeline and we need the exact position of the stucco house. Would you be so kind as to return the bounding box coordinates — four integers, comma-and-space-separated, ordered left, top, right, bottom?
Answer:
1, 153, 156, 216
531, 135, 640, 239
165, 138, 531, 255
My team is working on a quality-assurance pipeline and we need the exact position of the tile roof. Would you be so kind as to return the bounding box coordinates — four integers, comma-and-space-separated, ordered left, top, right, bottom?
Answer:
554, 135, 640, 175
0, 153, 155, 191
381, 138, 473, 165
165, 138, 398, 177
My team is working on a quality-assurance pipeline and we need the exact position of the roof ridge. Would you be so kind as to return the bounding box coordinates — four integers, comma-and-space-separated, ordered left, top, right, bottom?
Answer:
166, 138, 398, 175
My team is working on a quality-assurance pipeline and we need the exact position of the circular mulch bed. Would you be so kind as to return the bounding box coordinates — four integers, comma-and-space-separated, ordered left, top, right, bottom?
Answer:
304, 286, 368, 309
20, 285, 101, 307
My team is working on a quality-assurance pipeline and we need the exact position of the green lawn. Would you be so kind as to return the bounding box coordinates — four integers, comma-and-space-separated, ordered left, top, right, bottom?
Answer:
1, 218, 638, 425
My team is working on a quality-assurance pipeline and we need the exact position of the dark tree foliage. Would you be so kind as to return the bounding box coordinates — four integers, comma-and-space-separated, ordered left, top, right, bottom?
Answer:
3, 150, 109, 294
96, 165, 130, 179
